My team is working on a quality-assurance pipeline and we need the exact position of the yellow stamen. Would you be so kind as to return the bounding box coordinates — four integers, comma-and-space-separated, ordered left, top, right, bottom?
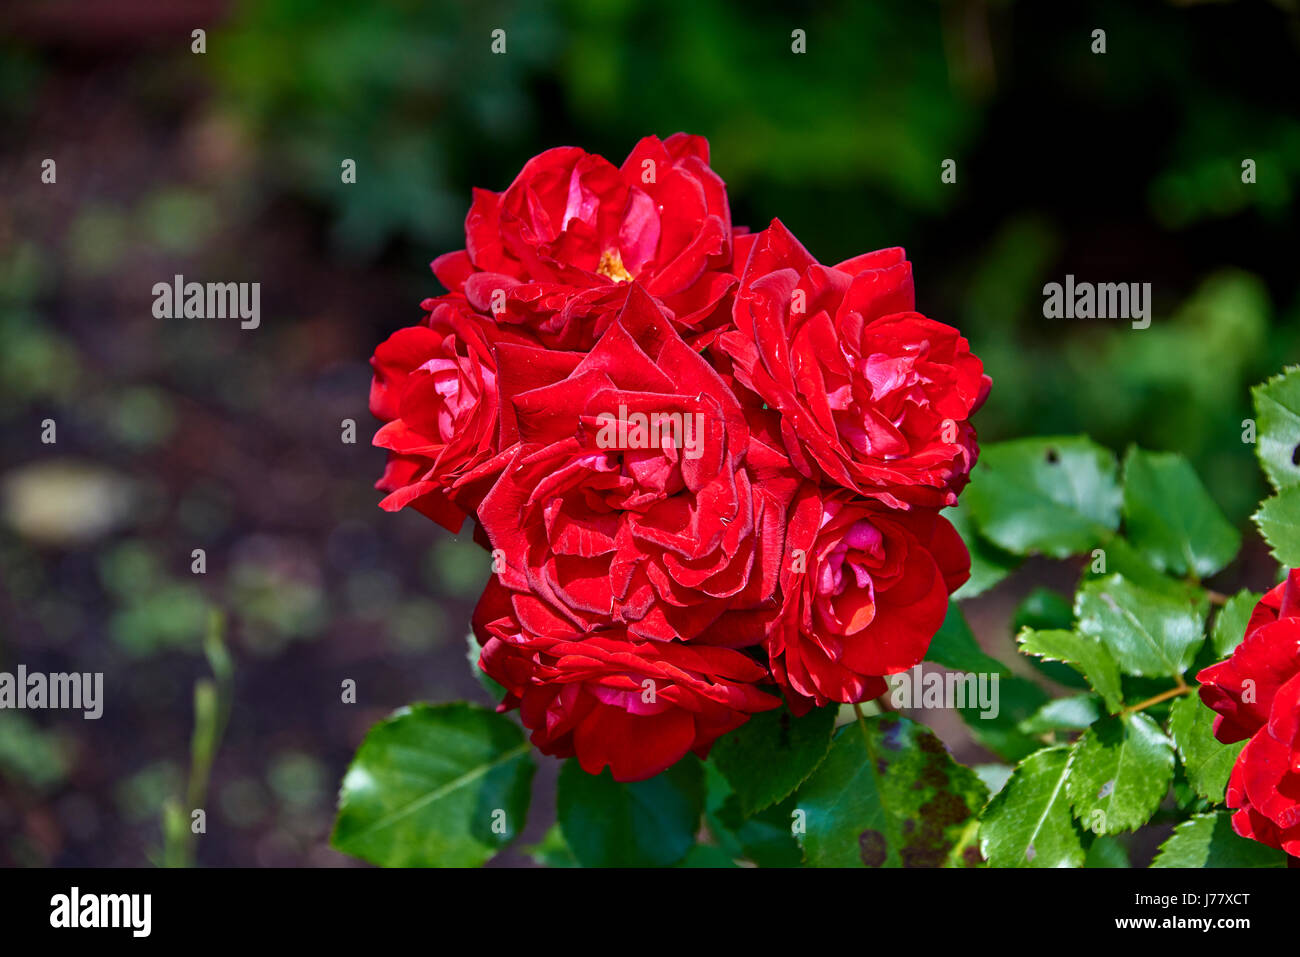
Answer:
597, 249, 633, 283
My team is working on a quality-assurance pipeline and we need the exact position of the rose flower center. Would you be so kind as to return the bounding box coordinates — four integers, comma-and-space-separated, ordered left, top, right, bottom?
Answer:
597, 249, 634, 283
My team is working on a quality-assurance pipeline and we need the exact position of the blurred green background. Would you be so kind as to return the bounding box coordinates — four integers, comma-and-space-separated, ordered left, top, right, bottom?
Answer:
0, 0, 1296, 865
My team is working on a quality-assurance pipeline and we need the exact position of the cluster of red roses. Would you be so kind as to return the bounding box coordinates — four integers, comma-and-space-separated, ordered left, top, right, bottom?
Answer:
1198, 571, 1300, 855
369, 135, 989, 781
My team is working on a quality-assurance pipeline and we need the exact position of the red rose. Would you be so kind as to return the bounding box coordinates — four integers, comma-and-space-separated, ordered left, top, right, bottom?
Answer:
1197, 571, 1300, 744
431, 134, 737, 349
1244, 567, 1300, 641
1223, 675, 1300, 855
370, 297, 525, 532
1197, 571, 1300, 855
719, 219, 990, 509
767, 485, 970, 711
476, 586, 780, 781
477, 284, 797, 646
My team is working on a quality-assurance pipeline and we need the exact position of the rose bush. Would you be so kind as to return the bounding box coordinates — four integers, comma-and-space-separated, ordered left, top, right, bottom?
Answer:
334, 134, 1299, 870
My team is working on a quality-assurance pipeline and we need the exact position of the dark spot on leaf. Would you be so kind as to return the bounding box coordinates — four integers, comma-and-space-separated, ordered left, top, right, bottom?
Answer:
1045, 448, 1059, 464
924, 792, 972, 829
901, 794, 974, 867
876, 759, 888, 775
917, 733, 944, 755
1098, 779, 1115, 799
880, 719, 906, 751
859, 830, 887, 867
902, 844, 947, 868
903, 820, 915, 835
1292, 444, 1300, 467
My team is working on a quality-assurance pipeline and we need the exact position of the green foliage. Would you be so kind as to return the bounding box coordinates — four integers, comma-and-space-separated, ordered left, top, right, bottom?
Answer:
711, 705, 836, 816
1018, 695, 1102, 736
1253, 485, 1300, 566
959, 423, 1285, 872
1252, 365, 1300, 492
1152, 813, 1287, 868
557, 757, 703, 868
796, 716, 987, 868
979, 747, 1084, 868
964, 437, 1122, 558
1065, 714, 1174, 835
332, 703, 535, 867
1210, 589, 1261, 658
1120, 448, 1240, 579
1167, 695, 1245, 804
1018, 628, 1123, 713
1074, 576, 1206, 679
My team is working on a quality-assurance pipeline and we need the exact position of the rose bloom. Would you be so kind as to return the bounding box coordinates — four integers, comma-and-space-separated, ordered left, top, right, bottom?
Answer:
476, 284, 798, 646
431, 134, 737, 349
767, 484, 970, 712
475, 584, 780, 781
719, 219, 990, 509
1197, 570, 1300, 855
369, 296, 530, 533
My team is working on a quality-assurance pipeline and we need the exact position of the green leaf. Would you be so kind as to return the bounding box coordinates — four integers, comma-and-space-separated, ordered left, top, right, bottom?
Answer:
710, 705, 836, 816
979, 746, 1085, 867
676, 844, 738, 868
1253, 486, 1300, 567
924, 601, 1010, 675
557, 757, 704, 867
1167, 694, 1246, 804
944, 502, 1020, 599
1075, 575, 1207, 678
524, 824, 578, 868
1065, 713, 1173, 834
1084, 834, 1130, 868
1252, 365, 1300, 492
331, 702, 534, 867
1018, 628, 1124, 713
1152, 811, 1287, 867
1082, 535, 1199, 600
1120, 448, 1240, 579
796, 715, 987, 868
1018, 694, 1103, 735
711, 793, 803, 867
1211, 589, 1261, 658
963, 437, 1121, 558
1014, 588, 1090, 689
